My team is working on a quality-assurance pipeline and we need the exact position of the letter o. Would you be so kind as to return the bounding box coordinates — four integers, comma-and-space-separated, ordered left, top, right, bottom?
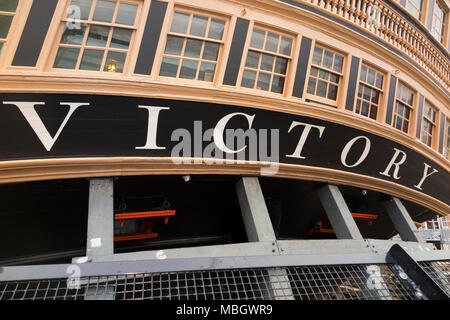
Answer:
340, 136, 371, 168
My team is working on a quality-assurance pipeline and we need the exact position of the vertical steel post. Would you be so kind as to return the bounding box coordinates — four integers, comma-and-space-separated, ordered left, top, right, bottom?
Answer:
236, 177, 294, 300
86, 178, 114, 258
317, 184, 392, 299
317, 184, 363, 240
383, 197, 424, 243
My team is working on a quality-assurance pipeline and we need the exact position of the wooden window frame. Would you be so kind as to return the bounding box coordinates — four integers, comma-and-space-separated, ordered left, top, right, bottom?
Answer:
430, 0, 448, 43
156, 7, 229, 85
420, 100, 438, 148
49, 0, 143, 75
354, 63, 385, 121
392, 82, 416, 135
237, 24, 295, 95
403, 0, 424, 21
304, 43, 346, 107
0, 0, 21, 57
444, 117, 450, 161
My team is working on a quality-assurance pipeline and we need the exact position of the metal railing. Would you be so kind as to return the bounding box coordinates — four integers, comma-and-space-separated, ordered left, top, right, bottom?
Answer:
287, 0, 450, 92
1, 261, 448, 300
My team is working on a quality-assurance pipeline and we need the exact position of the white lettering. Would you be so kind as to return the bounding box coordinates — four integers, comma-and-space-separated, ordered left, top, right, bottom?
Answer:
6, 101, 89, 151
135, 105, 169, 150
213, 112, 255, 153
379, 148, 407, 179
414, 163, 438, 190
340, 136, 371, 168
286, 121, 325, 159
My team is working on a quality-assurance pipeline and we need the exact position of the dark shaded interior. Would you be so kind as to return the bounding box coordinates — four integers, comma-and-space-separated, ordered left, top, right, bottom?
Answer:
260, 177, 438, 240
0, 175, 439, 266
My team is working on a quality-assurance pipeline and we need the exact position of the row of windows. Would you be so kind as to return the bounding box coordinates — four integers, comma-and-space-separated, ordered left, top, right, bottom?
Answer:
0, 0, 449, 161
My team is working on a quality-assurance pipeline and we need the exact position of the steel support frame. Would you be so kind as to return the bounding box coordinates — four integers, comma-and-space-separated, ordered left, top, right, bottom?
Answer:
235, 177, 293, 300
317, 184, 390, 299
86, 178, 114, 258
1, 250, 449, 282
387, 244, 449, 300
383, 197, 425, 243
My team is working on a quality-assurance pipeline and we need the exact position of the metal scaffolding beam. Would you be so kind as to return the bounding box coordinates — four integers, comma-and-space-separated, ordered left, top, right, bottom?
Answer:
383, 197, 425, 243
235, 177, 294, 300
86, 178, 114, 258
235, 177, 276, 242
317, 184, 363, 240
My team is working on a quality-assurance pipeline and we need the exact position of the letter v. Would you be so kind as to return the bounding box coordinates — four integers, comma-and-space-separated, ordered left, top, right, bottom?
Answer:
6, 101, 89, 151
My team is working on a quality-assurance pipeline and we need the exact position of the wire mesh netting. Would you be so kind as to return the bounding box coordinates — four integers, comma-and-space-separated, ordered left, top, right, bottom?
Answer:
3, 261, 446, 300
419, 261, 450, 295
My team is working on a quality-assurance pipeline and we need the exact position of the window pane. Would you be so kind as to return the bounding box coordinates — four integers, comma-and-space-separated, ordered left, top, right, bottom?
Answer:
241, 70, 256, 88
257, 72, 271, 91
327, 84, 338, 100
190, 15, 208, 37
274, 57, 288, 74
86, 25, 110, 47
310, 67, 318, 77
312, 47, 323, 66
370, 106, 377, 119
179, 59, 199, 79
395, 116, 402, 130
245, 50, 259, 69
260, 54, 274, 71
323, 50, 333, 69
363, 86, 371, 101
405, 106, 410, 118
202, 42, 219, 61
371, 90, 379, 104
360, 65, 367, 82
250, 29, 265, 49
53, 47, 80, 69
171, 12, 190, 34
0, 0, 19, 12
333, 55, 343, 73
110, 28, 132, 49
319, 69, 328, 80
402, 121, 409, 133
208, 19, 225, 40
397, 102, 404, 115
361, 101, 370, 116
407, 92, 414, 105
307, 78, 317, 94
103, 51, 126, 73
279, 36, 292, 55
375, 73, 383, 89
265, 32, 279, 52
401, 86, 407, 103
67, 0, 92, 20
367, 69, 375, 86
79, 49, 104, 70
198, 62, 216, 82
0, 42, 3, 55
60, 23, 87, 45
116, 3, 137, 26
317, 80, 327, 97
0, 15, 13, 39
92, 0, 116, 23
164, 36, 184, 55
184, 39, 202, 58
357, 83, 363, 97
271, 75, 285, 94
329, 73, 339, 84
160, 57, 179, 77
356, 99, 361, 113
